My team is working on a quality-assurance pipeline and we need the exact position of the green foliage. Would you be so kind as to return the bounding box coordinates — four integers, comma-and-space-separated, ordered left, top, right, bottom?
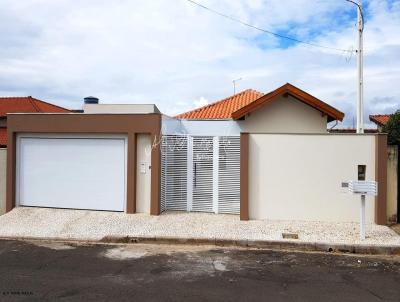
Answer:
382, 110, 400, 145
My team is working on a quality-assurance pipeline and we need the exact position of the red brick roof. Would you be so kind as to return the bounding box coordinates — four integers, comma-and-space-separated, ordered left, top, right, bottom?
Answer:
176, 83, 344, 122
176, 89, 264, 120
0, 96, 69, 117
0, 128, 6, 147
329, 128, 378, 134
369, 114, 391, 127
0, 96, 70, 147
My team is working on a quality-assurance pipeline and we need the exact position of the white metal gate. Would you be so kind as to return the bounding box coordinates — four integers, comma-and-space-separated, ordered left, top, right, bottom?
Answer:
192, 136, 214, 212
218, 137, 240, 214
161, 135, 240, 214
161, 135, 188, 211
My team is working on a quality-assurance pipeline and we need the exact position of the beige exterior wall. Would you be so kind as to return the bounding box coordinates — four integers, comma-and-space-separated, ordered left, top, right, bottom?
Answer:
387, 145, 398, 223
0, 149, 6, 215
136, 134, 152, 214
84, 104, 159, 114
241, 95, 328, 133
248, 134, 376, 222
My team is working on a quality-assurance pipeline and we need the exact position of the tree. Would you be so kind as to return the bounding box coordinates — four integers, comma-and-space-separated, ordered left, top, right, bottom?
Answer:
382, 110, 400, 145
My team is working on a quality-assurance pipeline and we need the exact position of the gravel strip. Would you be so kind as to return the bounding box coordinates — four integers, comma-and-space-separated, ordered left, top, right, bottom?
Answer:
0, 208, 399, 246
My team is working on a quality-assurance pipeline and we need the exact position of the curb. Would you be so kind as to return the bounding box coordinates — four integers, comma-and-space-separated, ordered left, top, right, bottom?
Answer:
99, 236, 400, 255
1, 235, 397, 255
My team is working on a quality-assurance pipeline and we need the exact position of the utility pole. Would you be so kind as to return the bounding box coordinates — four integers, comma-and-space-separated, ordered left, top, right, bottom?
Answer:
356, 0, 364, 134
232, 78, 242, 95
346, 0, 364, 133
346, 0, 365, 240
356, 0, 365, 240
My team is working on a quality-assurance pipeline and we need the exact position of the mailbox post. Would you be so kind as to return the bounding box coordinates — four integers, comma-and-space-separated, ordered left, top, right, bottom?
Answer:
348, 165, 377, 240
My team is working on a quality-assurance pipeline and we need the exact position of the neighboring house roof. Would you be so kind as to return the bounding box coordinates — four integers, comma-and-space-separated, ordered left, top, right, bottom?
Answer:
0, 128, 6, 147
0, 96, 69, 117
176, 83, 344, 122
329, 128, 378, 134
369, 114, 392, 127
0, 96, 70, 147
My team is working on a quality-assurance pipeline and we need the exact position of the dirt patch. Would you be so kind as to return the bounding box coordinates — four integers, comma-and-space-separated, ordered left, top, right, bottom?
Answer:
391, 224, 400, 235
102, 247, 148, 260
28, 241, 76, 250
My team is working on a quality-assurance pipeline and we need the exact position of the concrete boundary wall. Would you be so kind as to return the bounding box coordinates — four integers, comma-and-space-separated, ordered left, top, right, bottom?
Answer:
0, 149, 6, 215
248, 134, 378, 223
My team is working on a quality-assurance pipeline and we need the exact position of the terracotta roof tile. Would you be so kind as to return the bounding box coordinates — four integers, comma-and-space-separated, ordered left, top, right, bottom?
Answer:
176, 89, 264, 119
369, 114, 392, 126
0, 96, 69, 117
0, 128, 6, 147
176, 83, 344, 122
0, 96, 70, 147
329, 128, 378, 133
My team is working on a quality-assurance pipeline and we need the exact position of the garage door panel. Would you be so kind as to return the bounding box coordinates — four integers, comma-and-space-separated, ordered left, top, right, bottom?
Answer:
17, 137, 126, 211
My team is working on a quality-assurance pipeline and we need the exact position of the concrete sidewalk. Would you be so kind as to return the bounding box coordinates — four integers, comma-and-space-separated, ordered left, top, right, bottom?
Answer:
0, 208, 399, 254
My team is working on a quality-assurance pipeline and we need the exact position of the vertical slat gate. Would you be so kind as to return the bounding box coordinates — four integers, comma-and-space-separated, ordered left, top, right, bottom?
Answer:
192, 136, 214, 212
161, 135, 188, 211
161, 135, 240, 215
218, 136, 240, 214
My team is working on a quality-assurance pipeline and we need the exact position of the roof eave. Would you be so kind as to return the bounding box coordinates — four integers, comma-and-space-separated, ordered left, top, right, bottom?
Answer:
231, 84, 344, 122
369, 115, 388, 127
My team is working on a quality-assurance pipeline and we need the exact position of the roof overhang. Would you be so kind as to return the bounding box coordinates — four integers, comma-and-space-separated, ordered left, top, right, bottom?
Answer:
231, 83, 344, 122
369, 115, 391, 127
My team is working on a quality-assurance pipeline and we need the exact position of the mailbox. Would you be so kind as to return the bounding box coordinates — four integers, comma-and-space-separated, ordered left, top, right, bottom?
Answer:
348, 180, 377, 196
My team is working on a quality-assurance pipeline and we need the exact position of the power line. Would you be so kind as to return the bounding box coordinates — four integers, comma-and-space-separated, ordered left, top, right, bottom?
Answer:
185, 0, 355, 54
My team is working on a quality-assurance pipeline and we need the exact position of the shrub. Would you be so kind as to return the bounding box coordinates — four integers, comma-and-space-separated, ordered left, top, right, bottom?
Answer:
382, 110, 400, 145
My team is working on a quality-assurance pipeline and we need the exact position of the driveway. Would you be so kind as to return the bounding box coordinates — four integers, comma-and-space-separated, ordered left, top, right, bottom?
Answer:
1, 240, 400, 301
0, 208, 400, 248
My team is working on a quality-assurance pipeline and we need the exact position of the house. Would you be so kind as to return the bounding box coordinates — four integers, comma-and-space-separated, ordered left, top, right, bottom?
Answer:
163, 83, 386, 224
3, 84, 388, 225
370, 113, 398, 223
370, 114, 392, 132
0, 96, 70, 147
328, 129, 378, 134
174, 83, 344, 133
0, 96, 70, 214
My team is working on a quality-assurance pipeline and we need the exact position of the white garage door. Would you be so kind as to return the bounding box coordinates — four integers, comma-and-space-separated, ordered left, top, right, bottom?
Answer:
17, 136, 127, 211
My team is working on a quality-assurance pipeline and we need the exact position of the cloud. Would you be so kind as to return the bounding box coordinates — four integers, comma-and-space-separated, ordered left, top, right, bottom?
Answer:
0, 0, 398, 127
193, 96, 209, 109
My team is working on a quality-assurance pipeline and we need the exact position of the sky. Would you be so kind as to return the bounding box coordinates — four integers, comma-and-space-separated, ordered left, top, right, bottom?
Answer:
0, 0, 399, 127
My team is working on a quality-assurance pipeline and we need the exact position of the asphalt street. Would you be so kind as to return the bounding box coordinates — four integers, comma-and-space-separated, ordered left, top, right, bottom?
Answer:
0, 240, 399, 301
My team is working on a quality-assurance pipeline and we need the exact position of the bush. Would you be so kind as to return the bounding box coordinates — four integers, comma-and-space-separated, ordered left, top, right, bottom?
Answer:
382, 110, 400, 145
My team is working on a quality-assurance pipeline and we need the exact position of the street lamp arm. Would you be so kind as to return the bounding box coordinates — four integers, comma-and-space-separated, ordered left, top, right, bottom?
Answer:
345, 0, 364, 31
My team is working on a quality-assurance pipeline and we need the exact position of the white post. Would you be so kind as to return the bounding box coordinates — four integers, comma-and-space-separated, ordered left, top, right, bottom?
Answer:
356, 0, 364, 134
360, 195, 366, 240
232, 78, 242, 95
